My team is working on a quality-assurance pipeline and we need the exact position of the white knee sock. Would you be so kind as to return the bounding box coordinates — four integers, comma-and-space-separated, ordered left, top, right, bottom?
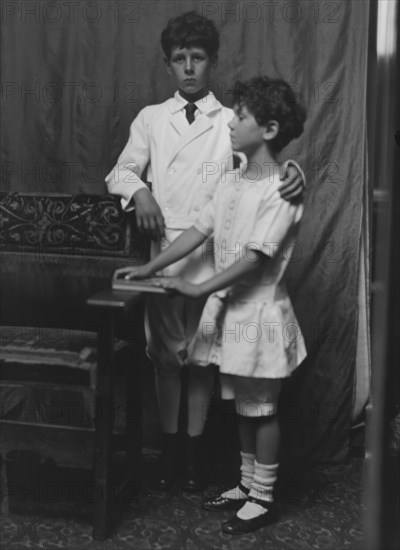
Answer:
237, 461, 278, 520
220, 451, 255, 500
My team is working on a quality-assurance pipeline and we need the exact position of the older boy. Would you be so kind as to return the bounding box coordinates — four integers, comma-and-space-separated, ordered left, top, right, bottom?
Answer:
106, 11, 304, 491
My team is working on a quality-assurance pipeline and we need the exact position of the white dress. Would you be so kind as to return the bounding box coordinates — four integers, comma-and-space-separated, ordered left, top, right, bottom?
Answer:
190, 170, 307, 379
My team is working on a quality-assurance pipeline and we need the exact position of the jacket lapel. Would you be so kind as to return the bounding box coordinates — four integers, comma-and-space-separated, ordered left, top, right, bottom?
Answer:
168, 115, 213, 165
169, 110, 187, 138
166, 92, 223, 166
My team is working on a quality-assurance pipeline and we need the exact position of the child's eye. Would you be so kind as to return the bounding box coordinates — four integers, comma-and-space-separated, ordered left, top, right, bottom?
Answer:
233, 106, 244, 120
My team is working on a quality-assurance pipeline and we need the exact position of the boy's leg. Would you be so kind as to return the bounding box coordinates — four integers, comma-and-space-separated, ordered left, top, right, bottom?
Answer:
145, 291, 212, 490
183, 363, 214, 491
187, 364, 215, 437
203, 376, 253, 510
222, 378, 281, 534
237, 415, 279, 515
151, 371, 182, 488
182, 287, 216, 491
202, 416, 255, 510
145, 295, 187, 490
154, 372, 181, 434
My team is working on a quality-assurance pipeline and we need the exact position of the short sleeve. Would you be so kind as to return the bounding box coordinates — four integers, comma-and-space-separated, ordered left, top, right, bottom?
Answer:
247, 189, 303, 259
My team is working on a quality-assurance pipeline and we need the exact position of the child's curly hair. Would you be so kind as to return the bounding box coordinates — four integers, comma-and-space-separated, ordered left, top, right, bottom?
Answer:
161, 11, 220, 59
234, 76, 306, 153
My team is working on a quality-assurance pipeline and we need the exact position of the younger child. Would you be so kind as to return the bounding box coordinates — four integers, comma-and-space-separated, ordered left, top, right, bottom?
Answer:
115, 75, 307, 534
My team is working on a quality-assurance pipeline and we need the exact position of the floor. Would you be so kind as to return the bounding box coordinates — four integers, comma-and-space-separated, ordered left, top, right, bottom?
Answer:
0, 366, 397, 550
1, 452, 367, 550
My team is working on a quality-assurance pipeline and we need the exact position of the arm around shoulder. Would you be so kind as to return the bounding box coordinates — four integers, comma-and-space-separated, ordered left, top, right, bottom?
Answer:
279, 159, 306, 202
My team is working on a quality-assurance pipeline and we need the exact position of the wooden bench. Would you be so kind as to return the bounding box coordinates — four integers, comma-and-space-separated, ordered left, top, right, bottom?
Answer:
0, 192, 148, 539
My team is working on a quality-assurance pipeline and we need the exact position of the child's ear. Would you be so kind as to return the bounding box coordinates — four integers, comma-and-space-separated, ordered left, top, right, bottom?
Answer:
210, 54, 218, 69
263, 120, 279, 141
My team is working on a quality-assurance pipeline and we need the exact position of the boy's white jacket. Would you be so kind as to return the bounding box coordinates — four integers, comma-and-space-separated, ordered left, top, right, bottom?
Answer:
105, 91, 234, 230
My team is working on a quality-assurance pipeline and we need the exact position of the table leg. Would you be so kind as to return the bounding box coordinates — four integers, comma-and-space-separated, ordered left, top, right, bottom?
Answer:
92, 312, 114, 540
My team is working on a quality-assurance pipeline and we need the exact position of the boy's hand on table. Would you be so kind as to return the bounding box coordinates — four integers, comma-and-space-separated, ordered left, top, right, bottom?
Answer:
134, 188, 165, 240
113, 265, 152, 281
279, 162, 305, 202
154, 277, 202, 298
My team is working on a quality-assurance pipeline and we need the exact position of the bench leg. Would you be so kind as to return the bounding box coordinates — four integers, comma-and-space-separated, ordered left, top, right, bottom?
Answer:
92, 312, 114, 540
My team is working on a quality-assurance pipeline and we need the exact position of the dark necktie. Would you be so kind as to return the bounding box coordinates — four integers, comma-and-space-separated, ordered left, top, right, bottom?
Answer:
184, 103, 197, 124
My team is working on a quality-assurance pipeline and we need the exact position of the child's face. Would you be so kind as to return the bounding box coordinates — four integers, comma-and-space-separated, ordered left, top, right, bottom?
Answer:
165, 46, 216, 94
228, 104, 268, 155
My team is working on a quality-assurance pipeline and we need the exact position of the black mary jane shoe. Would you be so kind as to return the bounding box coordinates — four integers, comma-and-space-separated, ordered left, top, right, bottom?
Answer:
202, 484, 250, 511
221, 497, 278, 535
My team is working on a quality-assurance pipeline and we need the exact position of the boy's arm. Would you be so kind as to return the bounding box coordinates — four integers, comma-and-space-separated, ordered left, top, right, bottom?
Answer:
105, 108, 151, 209
278, 160, 306, 201
133, 188, 165, 240
105, 108, 165, 239
156, 247, 262, 297
113, 226, 207, 281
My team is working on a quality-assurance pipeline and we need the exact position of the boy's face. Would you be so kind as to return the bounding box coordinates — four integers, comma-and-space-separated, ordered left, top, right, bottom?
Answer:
228, 104, 268, 155
165, 46, 216, 94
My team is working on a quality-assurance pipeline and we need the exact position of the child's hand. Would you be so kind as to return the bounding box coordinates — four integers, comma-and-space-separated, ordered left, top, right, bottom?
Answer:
113, 265, 152, 281
279, 161, 305, 202
154, 277, 201, 297
134, 188, 165, 240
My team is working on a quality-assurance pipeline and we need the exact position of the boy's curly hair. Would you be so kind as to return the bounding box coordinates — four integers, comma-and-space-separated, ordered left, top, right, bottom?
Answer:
234, 76, 306, 153
161, 11, 220, 59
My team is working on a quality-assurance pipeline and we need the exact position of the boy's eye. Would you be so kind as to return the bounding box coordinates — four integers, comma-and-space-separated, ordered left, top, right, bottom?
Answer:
171, 55, 185, 63
171, 54, 205, 63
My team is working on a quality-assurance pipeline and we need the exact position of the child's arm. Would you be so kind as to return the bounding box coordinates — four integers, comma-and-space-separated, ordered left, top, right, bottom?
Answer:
133, 188, 165, 241
106, 109, 151, 208
113, 226, 207, 281
105, 107, 165, 240
156, 247, 263, 298
278, 160, 306, 201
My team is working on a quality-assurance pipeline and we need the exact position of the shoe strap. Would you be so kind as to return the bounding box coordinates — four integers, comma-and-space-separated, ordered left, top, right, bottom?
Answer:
238, 483, 250, 495
248, 496, 274, 510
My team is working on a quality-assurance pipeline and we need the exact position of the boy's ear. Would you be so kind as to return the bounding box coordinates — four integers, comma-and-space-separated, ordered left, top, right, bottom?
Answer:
263, 120, 279, 141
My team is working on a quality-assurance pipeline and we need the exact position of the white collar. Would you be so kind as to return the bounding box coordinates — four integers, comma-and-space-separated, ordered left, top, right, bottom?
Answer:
166, 91, 222, 115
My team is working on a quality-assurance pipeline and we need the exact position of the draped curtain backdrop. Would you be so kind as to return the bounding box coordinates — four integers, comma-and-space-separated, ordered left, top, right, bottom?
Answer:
1, 0, 370, 462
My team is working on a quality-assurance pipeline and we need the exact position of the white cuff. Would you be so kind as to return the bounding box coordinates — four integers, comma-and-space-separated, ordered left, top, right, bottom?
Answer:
235, 402, 278, 417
